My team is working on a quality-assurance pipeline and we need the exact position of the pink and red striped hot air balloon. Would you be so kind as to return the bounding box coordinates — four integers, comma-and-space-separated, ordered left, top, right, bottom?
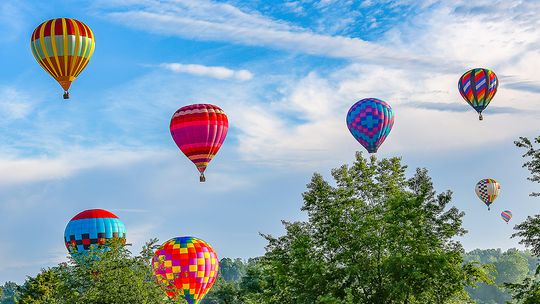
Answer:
170, 104, 228, 182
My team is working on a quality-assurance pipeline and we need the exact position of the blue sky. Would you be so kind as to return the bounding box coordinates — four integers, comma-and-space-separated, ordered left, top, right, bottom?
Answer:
1, 0, 540, 283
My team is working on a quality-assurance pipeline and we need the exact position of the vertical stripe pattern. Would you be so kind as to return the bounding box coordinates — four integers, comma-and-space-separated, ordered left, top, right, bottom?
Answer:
475, 178, 501, 208
458, 68, 498, 117
30, 18, 95, 93
152, 237, 219, 303
170, 104, 228, 181
346, 98, 394, 153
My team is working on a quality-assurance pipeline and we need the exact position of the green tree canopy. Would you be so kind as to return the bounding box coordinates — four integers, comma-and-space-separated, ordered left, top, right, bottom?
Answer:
17, 239, 179, 304
251, 153, 491, 304
505, 135, 540, 303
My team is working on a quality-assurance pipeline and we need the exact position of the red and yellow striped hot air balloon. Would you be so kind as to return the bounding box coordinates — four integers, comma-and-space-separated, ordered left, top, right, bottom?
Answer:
30, 18, 95, 99
170, 104, 228, 182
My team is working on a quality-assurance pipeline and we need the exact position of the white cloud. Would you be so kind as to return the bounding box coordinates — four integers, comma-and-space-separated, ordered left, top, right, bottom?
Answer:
234, 64, 540, 168
0, 86, 34, 122
0, 146, 166, 186
160, 63, 253, 81
0, 1, 31, 43
95, 0, 428, 65
91, 0, 540, 169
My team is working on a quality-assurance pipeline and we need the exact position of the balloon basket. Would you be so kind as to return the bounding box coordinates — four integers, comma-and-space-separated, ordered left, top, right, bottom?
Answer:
200, 174, 206, 183
63, 91, 70, 99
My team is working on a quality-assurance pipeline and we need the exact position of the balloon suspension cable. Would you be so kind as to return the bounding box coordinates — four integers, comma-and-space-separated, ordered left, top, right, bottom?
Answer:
200, 173, 206, 183
63, 91, 70, 99
479, 113, 483, 120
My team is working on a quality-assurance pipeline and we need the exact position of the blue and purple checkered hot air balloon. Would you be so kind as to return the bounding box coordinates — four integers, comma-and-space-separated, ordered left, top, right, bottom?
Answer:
64, 209, 126, 255
458, 68, 498, 120
346, 98, 394, 154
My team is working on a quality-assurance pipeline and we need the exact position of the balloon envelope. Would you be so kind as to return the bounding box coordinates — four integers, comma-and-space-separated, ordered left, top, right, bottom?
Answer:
30, 18, 95, 99
152, 237, 219, 303
170, 104, 228, 182
64, 209, 126, 255
458, 68, 498, 120
475, 178, 501, 209
501, 210, 512, 223
346, 98, 394, 153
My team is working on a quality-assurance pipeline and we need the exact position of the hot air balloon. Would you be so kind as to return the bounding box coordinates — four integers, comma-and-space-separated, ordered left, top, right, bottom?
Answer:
501, 210, 512, 224
64, 209, 126, 255
458, 68, 498, 120
346, 98, 394, 154
152, 237, 219, 303
30, 18, 95, 99
170, 104, 228, 182
475, 178, 501, 210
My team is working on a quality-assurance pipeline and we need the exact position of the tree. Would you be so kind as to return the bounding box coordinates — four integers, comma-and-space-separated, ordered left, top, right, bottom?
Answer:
17, 239, 179, 304
465, 249, 535, 304
515, 136, 540, 197
0, 282, 20, 304
218, 258, 247, 282
255, 153, 491, 304
506, 136, 540, 303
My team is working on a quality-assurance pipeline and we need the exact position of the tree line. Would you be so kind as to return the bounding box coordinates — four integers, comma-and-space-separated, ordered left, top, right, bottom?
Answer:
1, 136, 539, 304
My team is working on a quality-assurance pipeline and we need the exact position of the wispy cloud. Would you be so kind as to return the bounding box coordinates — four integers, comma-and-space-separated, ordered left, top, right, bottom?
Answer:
0, 146, 166, 186
0, 86, 34, 122
501, 76, 540, 94
402, 101, 524, 114
95, 0, 427, 65
0, 1, 32, 44
160, 63, 253, 81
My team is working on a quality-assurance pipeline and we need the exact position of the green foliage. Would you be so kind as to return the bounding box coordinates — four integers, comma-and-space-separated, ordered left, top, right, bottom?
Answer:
505, 136, 540, 303
515, 136, 540, 196
17, 239, 179, 304
218, 258, 247, 282
0, 282, 20, 304
512, 216, 540, 257
253, 153, 490, 304
464, 249, 534, 304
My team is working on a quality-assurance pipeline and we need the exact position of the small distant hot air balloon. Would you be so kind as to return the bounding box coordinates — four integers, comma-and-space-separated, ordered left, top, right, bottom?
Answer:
152, 237, 219, 303
30, 18, 95, 99
64, 209, 126, 255
458, 68, 498, 120
346, 98, 394, 154
501, 210, 512, 224
475, 178, 501, 210
170, 104, 228, 182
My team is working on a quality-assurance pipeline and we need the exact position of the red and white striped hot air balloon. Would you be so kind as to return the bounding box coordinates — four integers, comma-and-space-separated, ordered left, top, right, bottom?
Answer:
170, 104, 228, 182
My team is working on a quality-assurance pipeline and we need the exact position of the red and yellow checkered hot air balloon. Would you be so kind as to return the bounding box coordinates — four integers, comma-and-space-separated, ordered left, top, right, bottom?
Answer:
152, 237, 219, 303
30, 18, 95, 99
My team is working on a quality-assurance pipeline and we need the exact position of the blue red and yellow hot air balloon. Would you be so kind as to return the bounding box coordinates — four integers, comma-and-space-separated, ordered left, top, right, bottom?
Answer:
170, 104, 228, 182
152, 236, 219, 303
64, 209, 126, 255
501, 210, 512, 224
458, 68, 498, 120
346, 98, 394, 154
30, 18, 95, 99
475, 178, 501, 210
